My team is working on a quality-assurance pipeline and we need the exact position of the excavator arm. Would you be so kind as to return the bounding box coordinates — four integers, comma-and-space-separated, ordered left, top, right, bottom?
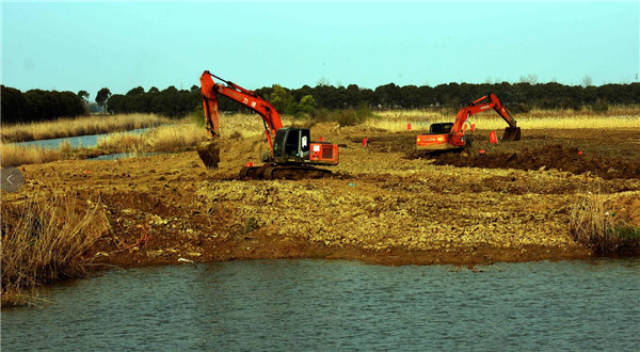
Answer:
449, 93, 520, 141
200, 71, 283, 152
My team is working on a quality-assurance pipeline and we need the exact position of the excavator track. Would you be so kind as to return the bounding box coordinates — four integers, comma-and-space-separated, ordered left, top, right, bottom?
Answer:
239, 164, 331, 180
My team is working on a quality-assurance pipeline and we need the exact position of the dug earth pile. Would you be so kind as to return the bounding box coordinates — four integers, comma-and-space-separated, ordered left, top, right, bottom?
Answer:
3, 125, 639, 268
407, 128, 640, 180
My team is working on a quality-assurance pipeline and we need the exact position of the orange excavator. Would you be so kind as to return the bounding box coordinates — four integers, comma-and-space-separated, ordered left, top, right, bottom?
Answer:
415, 93, 520, 153
197, 70, 339, 179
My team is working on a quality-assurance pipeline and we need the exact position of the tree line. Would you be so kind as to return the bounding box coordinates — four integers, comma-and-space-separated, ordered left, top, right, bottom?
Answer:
3, 81, 640, 124
107, 81, 640, 117
1, 85, 87, 124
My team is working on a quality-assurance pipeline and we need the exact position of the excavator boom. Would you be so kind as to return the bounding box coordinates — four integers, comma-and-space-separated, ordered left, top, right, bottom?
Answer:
200, 71, 282, 151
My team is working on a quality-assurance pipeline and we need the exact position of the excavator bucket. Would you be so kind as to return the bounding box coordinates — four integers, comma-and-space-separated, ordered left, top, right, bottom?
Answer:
503, 127, 521, 141
197, 140, 220, 169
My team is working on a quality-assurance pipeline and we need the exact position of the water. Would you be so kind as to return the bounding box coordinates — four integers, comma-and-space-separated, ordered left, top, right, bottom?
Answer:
2, 259, 639, 351
89, 152, 159, 161
13, 128, 148, 149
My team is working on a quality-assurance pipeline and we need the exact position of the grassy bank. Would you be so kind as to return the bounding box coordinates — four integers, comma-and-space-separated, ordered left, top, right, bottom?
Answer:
96, 123, 207, 152
1, 113, 169, 143
368, 109, 640, 132
1, 194, 111, 307
570, 194, 640, 256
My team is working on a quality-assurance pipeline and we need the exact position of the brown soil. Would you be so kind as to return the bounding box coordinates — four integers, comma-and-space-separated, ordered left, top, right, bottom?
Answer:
3, 125, 639, 273
405, 129, 640, 180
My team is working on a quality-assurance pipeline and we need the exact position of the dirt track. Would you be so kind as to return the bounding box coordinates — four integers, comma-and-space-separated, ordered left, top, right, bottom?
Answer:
3, 125, 639, 268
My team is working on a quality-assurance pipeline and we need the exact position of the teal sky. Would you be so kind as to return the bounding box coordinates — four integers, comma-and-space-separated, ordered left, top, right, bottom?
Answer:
2, 1, 639, 97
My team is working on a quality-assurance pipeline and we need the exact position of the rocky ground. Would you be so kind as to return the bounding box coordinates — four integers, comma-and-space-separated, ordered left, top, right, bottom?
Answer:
3, 124, 639, 268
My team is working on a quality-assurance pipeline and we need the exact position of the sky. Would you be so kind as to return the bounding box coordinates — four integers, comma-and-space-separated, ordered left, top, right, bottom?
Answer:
1, 1, 639, 98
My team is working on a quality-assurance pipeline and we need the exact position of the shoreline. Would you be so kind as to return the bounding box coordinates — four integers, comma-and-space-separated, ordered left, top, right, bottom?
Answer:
95, 238, 594, 269
2, 125, 639, 307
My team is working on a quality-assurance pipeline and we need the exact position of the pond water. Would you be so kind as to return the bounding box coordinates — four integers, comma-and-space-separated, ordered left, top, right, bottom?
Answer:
13, 128, 148, 149
89, 152, 159, 161
2, 259, 639, 351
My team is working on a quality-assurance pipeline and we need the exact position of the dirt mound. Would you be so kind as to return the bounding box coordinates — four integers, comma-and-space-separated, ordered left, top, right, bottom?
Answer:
351, 133, 415, 153
425, 144, 640, 180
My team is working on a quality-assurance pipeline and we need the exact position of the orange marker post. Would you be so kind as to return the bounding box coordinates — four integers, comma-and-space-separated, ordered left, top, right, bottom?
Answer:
407, 123, 412, 131
362, 137, 368, 147
489, 131, 498, 144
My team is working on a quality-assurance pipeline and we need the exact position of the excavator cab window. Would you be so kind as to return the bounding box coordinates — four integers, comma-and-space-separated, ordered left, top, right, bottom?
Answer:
285, 129, 299, 157
273, 128, 311, 160
273, 129, 287, 158
430, 122, 454, 134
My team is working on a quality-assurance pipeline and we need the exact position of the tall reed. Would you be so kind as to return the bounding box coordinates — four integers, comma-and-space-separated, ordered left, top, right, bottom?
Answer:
1, 113, 168, 143
1, 194, 110, 306
569, 195, 640, 255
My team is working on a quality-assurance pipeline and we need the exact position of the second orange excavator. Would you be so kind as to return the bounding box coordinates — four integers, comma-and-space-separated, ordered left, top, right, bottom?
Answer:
415, 93, 521, 153
197, 70, 339, 179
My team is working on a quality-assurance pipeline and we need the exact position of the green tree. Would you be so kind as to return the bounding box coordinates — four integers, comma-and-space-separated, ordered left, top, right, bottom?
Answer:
77, 90, 89, 100
298, 95, 317, 115
267, 84, 294, 113
126, 86, 145, 96
95, 87, 111, 112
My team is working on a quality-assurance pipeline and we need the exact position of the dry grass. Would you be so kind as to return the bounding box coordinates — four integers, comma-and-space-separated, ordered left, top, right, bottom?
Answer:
1, 144, 62, 167
1, 194, 111, 307
96, 123, 208, 152
1, 113, 169, 143
570, 194, 640, 255
97, 113, 297, 153
367, 110, 640, 132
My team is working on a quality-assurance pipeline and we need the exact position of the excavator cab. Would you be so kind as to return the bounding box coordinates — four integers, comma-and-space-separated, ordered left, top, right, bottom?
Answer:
273, 128, 310, 161
271, 127, 338, 166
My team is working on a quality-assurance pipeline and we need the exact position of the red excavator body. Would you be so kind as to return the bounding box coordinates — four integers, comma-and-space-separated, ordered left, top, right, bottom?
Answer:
416, 93, 520, 152
198, 70, 338, 179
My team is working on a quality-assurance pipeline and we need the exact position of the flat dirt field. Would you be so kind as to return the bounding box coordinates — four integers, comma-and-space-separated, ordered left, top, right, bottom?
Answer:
4, 124, 640, 268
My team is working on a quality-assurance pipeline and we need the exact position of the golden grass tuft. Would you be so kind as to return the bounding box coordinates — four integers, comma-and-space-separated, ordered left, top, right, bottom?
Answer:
1, 144, 62, 167
570, 194, 640, 255
1, 194, 111, 307
365, 110, 640, 132
145, 124, 207, 152
1, 113, 169, 143
96, 123, 208, 152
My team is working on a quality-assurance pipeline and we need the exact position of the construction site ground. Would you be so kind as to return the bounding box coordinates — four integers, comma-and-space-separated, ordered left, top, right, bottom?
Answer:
5, 124, 640, 268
